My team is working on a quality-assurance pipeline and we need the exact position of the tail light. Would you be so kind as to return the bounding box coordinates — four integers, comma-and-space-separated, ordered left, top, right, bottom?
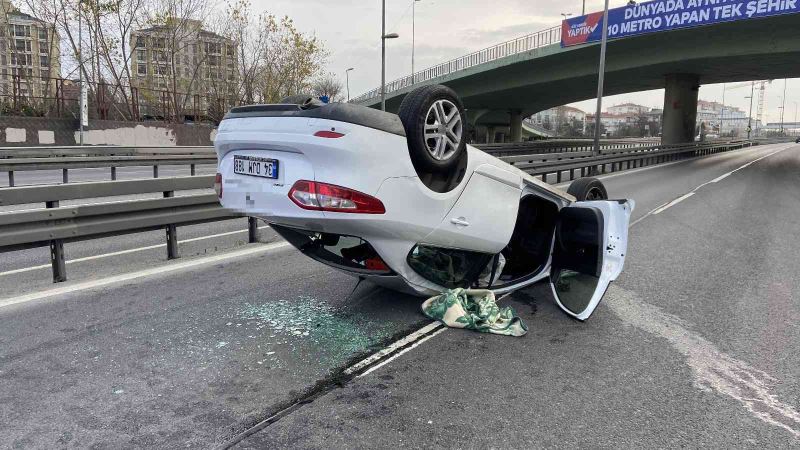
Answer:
288, 180, 386, 214
214, 173, 223, 199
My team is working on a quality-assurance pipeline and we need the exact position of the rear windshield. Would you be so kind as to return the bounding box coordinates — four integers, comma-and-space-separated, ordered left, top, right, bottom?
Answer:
272, 225, 394, 275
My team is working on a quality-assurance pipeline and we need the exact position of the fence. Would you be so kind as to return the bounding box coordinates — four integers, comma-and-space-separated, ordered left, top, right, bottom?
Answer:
1, 75, 237, 123
351, 26, 562, 103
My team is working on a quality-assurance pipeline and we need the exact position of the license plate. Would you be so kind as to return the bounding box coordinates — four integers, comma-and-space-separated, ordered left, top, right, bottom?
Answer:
233, 155, 279, 179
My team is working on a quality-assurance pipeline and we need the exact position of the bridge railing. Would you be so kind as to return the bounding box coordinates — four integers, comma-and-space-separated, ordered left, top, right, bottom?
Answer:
351, 25, 562, 103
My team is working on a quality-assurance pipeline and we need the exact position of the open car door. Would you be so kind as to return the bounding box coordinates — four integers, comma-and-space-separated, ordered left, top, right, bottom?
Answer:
550, 199, 634, 321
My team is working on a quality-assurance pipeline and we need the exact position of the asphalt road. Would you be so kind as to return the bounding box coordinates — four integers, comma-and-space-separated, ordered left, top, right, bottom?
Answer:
1, 143, 799, 448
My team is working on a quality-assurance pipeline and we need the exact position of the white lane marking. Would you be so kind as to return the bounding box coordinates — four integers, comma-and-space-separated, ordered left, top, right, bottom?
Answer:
629, 145, 792, 227
552, 144, 769, 189
651, 192, 695, 215
347, 294, 512, 377
344, 321, 443, 376
358, 327, 447, 377
0, 241, 291, 310
0, 226, 270, 277
607, 287, 800, 439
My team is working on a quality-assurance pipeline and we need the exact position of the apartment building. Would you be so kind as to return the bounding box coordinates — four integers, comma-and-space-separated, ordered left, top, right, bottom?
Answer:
130, 19, 238, 119
0, 0, 60, 101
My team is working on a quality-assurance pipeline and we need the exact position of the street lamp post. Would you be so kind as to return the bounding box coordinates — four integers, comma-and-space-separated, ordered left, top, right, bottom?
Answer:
380, 0, 399, 112
412, 0, 421, 80
345, 67, 354, 102
582, 0, 586, 15
561, 13, 572, 20
591, 0, 611, 158
746, 81, 754, 139
78, 0, 84, 145
780, 78, 787, 134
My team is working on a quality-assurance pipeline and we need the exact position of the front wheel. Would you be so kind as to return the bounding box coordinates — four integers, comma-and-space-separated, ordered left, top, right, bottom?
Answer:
567, 177, 608, 201
398, 84, 466, 172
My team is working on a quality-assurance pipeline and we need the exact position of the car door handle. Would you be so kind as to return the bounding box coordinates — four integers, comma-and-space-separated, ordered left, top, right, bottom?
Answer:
450, 217, 470, 227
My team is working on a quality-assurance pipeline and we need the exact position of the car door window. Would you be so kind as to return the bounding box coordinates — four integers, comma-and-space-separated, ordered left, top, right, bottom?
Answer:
407, 245, 493, 289
550, 200, 633, 320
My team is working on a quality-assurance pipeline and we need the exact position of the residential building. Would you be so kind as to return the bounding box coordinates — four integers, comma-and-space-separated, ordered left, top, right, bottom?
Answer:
130, 19, 238, 119
530, 105, 587, 132
0, 0, 61, 101
607, 102, 650, 116
585, 112, 629, 135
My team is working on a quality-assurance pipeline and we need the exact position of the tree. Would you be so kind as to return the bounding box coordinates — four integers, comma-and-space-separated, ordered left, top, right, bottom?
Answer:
312, 72, 342, 102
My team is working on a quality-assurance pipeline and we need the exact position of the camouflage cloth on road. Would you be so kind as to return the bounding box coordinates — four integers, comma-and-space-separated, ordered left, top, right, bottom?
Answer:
421, 288, 528, 337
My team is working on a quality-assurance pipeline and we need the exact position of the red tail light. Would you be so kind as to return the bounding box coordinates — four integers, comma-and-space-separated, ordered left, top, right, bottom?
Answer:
214, 173, 223, 199
314, 130, 345, 138
288, 180, 385, 214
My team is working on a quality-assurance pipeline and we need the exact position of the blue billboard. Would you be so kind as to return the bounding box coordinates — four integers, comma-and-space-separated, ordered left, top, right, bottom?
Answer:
562, 0, 800, 47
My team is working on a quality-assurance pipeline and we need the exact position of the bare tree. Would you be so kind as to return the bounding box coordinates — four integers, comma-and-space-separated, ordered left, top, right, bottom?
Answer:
312, 72, 342, 102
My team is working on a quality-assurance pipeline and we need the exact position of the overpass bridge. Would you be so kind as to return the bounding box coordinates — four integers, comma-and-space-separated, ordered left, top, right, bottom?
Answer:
353, 12, 800, 144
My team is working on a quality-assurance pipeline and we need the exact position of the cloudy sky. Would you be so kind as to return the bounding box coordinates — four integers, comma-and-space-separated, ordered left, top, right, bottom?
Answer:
256, 0, 799, 124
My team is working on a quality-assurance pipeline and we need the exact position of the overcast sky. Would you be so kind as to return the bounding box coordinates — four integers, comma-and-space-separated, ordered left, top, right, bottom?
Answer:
256, 0, 799, 124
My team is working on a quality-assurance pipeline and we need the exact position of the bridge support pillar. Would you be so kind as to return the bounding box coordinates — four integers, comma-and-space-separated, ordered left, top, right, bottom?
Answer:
662, 74, 699, 145
487, 126, 497, 144
509, 110, 523, 142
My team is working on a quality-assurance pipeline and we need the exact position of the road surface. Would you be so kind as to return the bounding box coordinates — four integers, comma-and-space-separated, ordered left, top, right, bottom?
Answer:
1, 142, 798, 448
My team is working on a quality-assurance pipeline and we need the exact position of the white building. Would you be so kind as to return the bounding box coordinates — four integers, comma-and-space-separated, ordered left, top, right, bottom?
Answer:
529, 105, 586, 132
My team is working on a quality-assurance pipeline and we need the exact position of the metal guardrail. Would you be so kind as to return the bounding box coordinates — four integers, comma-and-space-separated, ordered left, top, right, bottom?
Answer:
477, 139, 662, 156
0, 139, 756, 283
351, 25, 562, 103
500, 140, 754, 183
1, 147, 217, 187
0, 175, 246, 282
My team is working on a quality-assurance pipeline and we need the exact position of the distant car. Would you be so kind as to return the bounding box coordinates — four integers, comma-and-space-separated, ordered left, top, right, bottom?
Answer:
795, 137, 800, 143
214, 85, 634, 320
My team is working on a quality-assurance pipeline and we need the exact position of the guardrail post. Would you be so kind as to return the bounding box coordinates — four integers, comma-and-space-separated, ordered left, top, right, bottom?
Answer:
111, 167, 117, 180
8, 171, 13, 187
248, 217, 258, 243
46, 200, 66, 283
163, 191, 179, 259
62, 168, 68, 184
153, 165, 159, 178
191, 164, 196, 176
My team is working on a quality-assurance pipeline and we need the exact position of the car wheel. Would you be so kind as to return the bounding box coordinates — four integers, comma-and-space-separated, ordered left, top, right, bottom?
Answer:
398, 84, 466, 172
567, 177, 608, 201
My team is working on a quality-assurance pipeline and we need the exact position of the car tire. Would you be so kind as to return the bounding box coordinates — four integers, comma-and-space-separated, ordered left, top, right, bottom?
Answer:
398, 84, 466, 172
567, 177, 608, 201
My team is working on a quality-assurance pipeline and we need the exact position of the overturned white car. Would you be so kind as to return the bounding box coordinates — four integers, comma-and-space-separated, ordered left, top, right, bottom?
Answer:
214, 85, 633, 320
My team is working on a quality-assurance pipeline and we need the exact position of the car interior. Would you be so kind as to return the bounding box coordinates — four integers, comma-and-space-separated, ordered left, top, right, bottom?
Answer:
476, 195, 560, 288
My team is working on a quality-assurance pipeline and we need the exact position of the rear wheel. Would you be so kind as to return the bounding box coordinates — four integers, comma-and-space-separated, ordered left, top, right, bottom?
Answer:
398, 85, 466, 172
567, 177, 608, 201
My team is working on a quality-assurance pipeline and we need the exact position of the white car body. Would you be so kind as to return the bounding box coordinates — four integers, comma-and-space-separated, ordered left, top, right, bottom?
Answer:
215, 103, 634, 320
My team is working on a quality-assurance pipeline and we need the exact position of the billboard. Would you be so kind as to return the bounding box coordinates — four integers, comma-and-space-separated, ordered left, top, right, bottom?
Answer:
561, 0, 800, 47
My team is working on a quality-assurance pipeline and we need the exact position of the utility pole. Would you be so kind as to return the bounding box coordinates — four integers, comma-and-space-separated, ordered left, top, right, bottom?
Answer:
345, 67, 354, 102
412, 0, 420, 80
592, 0, 610, 158
719, 83, 725, 136
746, 81, 754, 139
582, 0, 586, 15
380, 0, 399, 111
78, 0, 84, 145
780, 78, 787, 134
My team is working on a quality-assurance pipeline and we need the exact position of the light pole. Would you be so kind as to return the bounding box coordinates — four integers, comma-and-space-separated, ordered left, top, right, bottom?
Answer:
345, 67, 354, 102
794, 101, 798, 136
381, 0, 399, 112
78, 0, 84, 145
591, 0, 610, 158
780, 78, 787, 134
412, 0, 421, 80
582, 0, 586, 15
561, 13, 572, 21
746, 81, 754, 139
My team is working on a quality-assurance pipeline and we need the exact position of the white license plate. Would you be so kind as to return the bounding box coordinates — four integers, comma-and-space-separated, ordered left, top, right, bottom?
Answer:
233, 155, 279, 179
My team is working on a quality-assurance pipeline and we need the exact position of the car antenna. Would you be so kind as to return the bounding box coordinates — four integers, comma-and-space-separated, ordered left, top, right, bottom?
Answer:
346, 276, 366, 301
